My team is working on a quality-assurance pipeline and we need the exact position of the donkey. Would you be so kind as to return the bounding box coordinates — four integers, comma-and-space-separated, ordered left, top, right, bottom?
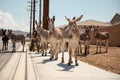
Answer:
36, 20, 50, 56
7, 30, 25, 52
29, 31, 40, 52
1, 29, 9, 51
79, 26, 92, 56
48, 16, 69, 62
64, 15, 83, 66
48, 16, 64, 60
93, 26, 110, 53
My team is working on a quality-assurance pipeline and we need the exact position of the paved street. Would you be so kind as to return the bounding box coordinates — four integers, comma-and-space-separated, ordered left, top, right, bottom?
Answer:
0, 44, 120, 80
0, 38, 21, 71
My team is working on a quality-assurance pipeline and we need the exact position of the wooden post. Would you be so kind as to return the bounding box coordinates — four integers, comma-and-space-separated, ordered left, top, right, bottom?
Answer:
30, 0, 33, 39
33, 0, 36, 32
43, 0, 49, 30
39, 0, 42, 23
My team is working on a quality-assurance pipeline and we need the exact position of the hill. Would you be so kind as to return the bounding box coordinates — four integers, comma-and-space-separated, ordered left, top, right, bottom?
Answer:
0, 29, 28, 37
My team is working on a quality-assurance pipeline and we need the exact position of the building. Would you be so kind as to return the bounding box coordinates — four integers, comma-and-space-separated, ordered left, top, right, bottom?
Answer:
110, 13, 120, 25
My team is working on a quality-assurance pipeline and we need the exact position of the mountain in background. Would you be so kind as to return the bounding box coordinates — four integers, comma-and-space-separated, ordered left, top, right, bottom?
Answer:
0, 29, 28, 37
12, 30, 28, 37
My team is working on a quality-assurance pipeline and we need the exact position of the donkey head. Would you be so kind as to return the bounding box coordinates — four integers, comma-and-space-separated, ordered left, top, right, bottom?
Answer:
36, 20, 41, 33
65, 15, 83, 38
84, 26, 92, 39
2, 29, 6, 36
93, 26, 99, 36
7, 30, 12, 38
48, 16, 55, 34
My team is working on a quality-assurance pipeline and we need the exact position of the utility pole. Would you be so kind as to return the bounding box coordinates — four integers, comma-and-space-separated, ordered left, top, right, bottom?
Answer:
27, 0, 33, 39
43, 0, 49, 30
39, 0, 42, 23
32, 0, 36, 32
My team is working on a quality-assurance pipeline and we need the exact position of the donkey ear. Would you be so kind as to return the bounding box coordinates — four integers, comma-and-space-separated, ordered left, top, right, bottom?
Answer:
47, 16, 50, 21
97, 26, 99, 29
84, 26, 87, 29
35, 20, 38, 25
10, 29, 12, 32
72, 16, 76, 20
53, 16, 55, 22
65, 16, 70, 22
75, 15, 83, 22
2, 29, 3, 32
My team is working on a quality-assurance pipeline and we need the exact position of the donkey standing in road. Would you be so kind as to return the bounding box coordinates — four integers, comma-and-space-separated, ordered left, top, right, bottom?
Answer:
93, 26, 110, 53
79, 26, 92, 56
36, 20, 50, 56
64, 15, 83, 66
48, 16, 63, 60
7, 30, 25, 52
1, 29, 9, 51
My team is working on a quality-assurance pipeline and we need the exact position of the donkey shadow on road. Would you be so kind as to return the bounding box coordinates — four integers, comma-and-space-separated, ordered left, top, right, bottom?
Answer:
57, 63, 75, 72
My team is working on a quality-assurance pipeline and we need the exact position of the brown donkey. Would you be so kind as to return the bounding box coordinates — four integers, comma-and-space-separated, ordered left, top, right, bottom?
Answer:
79, 26, 92, 56
93, 26, 110, 53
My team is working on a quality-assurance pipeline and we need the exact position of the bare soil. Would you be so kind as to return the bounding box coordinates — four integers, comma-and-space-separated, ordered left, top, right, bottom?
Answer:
78, 45, 120, 74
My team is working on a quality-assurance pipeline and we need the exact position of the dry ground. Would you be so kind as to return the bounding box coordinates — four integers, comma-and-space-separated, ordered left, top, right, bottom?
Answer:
78, 45, 120, 74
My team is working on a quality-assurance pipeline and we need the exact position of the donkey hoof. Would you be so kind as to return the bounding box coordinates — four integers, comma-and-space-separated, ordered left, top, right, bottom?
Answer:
75, 63, 79, 66
49, 58, 53, 60
41, 54, 44, 56
61, 60, 64, 63
71, 61, 73, 63
55, 58, 58, 60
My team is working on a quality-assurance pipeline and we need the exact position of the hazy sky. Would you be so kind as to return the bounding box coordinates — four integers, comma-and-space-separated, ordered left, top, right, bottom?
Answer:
0, 0, 120, 32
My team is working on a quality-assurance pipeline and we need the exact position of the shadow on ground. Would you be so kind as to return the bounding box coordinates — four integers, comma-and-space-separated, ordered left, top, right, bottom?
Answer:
57, 63, 75, 72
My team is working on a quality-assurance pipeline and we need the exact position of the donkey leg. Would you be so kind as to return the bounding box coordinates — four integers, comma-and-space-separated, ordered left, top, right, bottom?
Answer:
49, 49, 54, 60
68, 48, 72, 66
45, 43, 48, 56
96, 41, 99, 53
84, 45, 88, 57
106, 40, 109, 53
75, 49, 79, 66
61, 52, 64, 63
6, 41, 8, 50
79, 43, 82, 55
12, 43, 16, 52
99, 40, 102, 53
5, 42, 7, 50
22, 41, 25, 52
54, 48, 59, 60
2, 42, 4, 51
86, 41, 90, 56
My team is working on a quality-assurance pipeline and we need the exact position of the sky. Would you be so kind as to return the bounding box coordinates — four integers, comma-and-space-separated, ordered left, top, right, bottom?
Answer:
0, 0, 120, 32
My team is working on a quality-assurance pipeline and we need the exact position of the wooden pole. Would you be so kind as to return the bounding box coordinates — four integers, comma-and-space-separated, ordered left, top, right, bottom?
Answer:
43, 0, 49, 30
33, 0, 36, 32
39, 0, 42, 23
30, 0, 33, 39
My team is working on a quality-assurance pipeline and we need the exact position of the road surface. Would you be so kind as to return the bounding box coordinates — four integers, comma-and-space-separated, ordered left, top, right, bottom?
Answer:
0, 43, 120, 80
